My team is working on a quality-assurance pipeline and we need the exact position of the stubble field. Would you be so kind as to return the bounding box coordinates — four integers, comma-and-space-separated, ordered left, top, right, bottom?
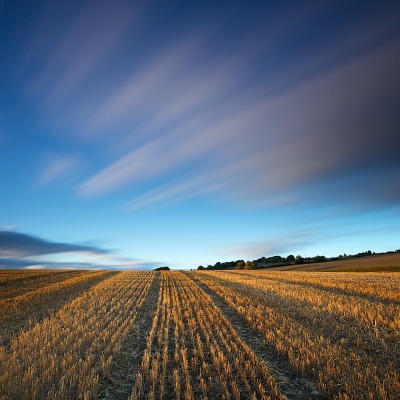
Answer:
0, 268, 399, 399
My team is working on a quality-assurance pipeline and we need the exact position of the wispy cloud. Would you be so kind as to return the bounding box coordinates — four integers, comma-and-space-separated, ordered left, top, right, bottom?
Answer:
25, 1, 137, 111
0, 230, 162, 270
220, 220, 400, 261
0, 230, 110, 258
221, 230, 315, 260
80, 36, 400, 210
12, 1, 400, 213
0, 257, 161, 270
36, 155, 78, 186
0, 257, 96, 270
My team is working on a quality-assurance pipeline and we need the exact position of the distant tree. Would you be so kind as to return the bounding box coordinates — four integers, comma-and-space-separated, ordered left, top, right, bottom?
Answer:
244, 261, 257, 270
286, 255, 295, 263
236, 261, 245, 270
236, 259, 244, 265
294, 255, 304, 264
197, 265, 205, 270
265, 255, 285, 263
155, 266, 170, 271
313, 255, 326, 263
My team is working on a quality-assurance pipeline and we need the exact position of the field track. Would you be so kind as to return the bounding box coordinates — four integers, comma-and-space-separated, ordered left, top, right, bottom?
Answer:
0, 269, 399, 399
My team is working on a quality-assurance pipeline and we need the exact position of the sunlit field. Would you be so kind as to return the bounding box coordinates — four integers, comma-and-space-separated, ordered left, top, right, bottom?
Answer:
268, 252, 400, 272
1, 269, 399, 399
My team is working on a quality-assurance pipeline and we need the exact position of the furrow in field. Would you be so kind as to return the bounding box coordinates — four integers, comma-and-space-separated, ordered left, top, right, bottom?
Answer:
0, 271, 154, 400
96, 273, 161, 400
232, 270, 400, 304
187, 272, 314, 400
0, 270, 93, 299
0, 270, 116, 347
130, 271, 171, 399
194, 271, 400, 399
131, 271, 285, 400
206, 271, 399, 334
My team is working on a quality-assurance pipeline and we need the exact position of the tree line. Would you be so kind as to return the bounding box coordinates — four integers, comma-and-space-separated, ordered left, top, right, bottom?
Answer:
196, 249, 399, 271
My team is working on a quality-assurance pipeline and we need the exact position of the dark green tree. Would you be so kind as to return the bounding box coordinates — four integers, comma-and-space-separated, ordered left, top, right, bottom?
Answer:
286, 254, 295, 263
236, 261, 245, 270
294, 255, 304, 264
244, 261, 257, 270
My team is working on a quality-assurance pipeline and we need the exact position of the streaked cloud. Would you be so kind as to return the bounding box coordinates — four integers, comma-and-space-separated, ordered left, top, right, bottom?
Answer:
36, 155, 78, 186
25, 0, 138, 112
0, 257, 95, 270
79, 36, 400, 210
221, 221, 400, 261
2, 1, 400, 268
221, 230, 315, 260
0, 230, 162, 270
0, 230, 110, 258
223, 241, 302, 261
11, 1, 398, 214
0, 257, 160, 270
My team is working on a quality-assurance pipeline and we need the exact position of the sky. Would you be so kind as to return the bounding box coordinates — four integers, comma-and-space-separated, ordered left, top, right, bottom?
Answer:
1, 0, 400, 270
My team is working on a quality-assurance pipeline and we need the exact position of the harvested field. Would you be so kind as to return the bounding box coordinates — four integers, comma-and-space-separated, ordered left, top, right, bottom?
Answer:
0, 268, 399, 399
0, 269, 116, 347
0, 269, 92, 299
270, 252, 400, 272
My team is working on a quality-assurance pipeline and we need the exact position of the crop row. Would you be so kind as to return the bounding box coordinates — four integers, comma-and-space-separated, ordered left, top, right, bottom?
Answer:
0, 271, 154, 400
0, 270, 115, 347
0, 269, 93, 299
193, 271, 400, 399
232, 270, 400, 302
131, 271, 284, 400
208, 271, 399, 331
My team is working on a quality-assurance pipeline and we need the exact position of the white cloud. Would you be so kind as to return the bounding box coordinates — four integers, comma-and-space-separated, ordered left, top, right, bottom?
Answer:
17, 0, 400, 211
78, 37, 400, 209
36, 155, 78, 186
27, 1, 137, 111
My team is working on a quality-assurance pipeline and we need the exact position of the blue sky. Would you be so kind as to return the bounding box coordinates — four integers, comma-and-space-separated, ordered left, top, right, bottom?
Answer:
1, 0, 400, 269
